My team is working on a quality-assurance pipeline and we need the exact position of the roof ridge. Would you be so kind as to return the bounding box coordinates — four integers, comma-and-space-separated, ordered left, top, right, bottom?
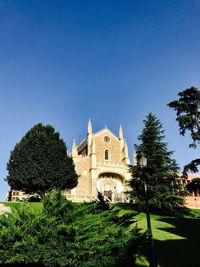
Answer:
94, 128, 119, 141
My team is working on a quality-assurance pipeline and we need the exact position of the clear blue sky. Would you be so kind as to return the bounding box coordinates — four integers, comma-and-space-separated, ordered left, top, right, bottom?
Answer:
0, 0, 200, 201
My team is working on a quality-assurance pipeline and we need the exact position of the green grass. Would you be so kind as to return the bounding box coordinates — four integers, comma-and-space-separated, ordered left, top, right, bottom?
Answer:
3, 201, 42, 213
131, 209, 200, 267
1, 202, 199, 267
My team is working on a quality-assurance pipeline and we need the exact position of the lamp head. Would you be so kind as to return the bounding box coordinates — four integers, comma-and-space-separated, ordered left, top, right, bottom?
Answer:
139, 152, 147, 168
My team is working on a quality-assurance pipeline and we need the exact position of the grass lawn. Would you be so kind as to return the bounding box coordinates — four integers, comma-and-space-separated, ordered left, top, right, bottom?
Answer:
132, 209, 200, 267
1, 202, 199, 267
3, 201, 42, 213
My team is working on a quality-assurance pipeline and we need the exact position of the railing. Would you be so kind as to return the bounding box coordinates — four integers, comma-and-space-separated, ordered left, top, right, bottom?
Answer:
113, 193, 129, 203
65, 194, 96, 202
64, 193, 129, 203
98, 161, 126, 168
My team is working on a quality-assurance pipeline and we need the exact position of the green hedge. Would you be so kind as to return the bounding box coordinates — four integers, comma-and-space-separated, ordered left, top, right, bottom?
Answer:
0, 192, 143, 267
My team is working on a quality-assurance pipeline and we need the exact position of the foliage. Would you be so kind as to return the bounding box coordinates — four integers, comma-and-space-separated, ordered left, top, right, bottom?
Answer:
7, 190, 12, 201
129, 113, 186, 213
0, 191, 142, 267
2, 201, 200, 267
4, 201, 42, 214
168, 86, 200, 173
186, 178, 200, 196
27, 195, 41, 202
95, 191, 110, 210
6, 123, 78, 197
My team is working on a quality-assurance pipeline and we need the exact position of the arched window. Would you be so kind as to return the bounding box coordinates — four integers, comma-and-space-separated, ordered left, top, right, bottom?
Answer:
105, 149, 109, 160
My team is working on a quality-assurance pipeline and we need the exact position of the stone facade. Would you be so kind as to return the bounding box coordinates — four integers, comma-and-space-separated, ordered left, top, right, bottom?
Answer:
65, 119, 131, 202
9, 119, 199, 208
8, 120, 131, 203
8, 190, 30, 202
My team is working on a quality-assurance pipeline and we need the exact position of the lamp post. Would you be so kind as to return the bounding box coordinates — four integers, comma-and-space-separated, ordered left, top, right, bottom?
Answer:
139, 152, 157, 267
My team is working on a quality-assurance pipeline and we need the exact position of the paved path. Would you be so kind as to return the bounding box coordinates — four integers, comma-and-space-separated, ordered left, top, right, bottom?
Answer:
0, 204, 11, 215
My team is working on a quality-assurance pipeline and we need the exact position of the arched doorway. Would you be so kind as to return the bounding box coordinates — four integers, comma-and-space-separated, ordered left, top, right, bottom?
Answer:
97, 173, 124, 202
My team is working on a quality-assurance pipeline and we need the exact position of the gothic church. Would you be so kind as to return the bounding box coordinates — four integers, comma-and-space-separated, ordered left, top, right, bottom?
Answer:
65, 119, 131, 202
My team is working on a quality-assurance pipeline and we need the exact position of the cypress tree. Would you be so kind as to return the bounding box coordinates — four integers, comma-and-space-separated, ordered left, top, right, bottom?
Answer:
129, 113, 186, 213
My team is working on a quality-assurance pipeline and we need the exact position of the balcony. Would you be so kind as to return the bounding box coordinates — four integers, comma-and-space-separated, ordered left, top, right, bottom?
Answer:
97, 161, 127, 169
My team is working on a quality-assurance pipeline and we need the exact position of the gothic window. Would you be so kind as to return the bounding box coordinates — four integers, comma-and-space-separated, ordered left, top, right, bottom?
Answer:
105, 149, 109, 160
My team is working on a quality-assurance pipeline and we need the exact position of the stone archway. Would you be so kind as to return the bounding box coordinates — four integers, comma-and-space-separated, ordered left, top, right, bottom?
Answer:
97, 173, 124, 202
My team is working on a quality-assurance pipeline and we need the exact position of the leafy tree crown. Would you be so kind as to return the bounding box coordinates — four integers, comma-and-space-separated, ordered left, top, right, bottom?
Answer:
168, 87, 200, 148
168, 87, 200, 173
6, 123, 78, 196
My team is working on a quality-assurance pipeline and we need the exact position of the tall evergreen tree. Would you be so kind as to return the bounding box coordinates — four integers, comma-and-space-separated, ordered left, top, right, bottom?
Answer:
6, 123, 78, 198
168, 86, 200, 173
129, 113, 185, 212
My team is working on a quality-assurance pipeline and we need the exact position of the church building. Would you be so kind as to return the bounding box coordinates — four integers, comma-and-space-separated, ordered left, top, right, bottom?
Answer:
8, 119, 200, 208
65, 119, 132, 202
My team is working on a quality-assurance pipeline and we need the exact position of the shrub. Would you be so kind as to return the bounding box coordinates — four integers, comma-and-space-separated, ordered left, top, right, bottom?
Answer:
95, 191, 110, 210
0, 191, 143, 267
27, 195, 41, 202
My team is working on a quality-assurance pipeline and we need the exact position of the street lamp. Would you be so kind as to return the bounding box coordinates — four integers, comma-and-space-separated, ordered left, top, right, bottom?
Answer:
139, 152, 147, 168
139, 152, 157, 267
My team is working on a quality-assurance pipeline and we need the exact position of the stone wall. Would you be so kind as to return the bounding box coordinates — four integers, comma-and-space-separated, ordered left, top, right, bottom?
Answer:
74, 156, 90, 195
94, 130, 121, 162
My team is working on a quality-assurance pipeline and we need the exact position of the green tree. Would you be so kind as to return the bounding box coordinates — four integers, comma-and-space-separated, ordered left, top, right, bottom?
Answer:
186, 178, 200, 196
6, 123, 78, 198
129, 113, 185, 212
168, 86, 200, 173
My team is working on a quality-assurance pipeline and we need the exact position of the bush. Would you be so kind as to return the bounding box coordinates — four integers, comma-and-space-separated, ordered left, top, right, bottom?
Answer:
95, 191, 110, 210
0, 191, 143, 267
27, 195, 41, 202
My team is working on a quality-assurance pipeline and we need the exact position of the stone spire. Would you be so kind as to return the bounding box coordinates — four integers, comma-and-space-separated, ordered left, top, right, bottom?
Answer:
92, 140, 96, 154
88, 118, 92, 135
133, 145, 138, 166
119, 124, 124, 140
72, 139, 78, 158
119, 124, 125, 160
87, 119, 93, 153
123, 142, 130, 164
89, 139, 97, 196
124, 142, 129, 158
